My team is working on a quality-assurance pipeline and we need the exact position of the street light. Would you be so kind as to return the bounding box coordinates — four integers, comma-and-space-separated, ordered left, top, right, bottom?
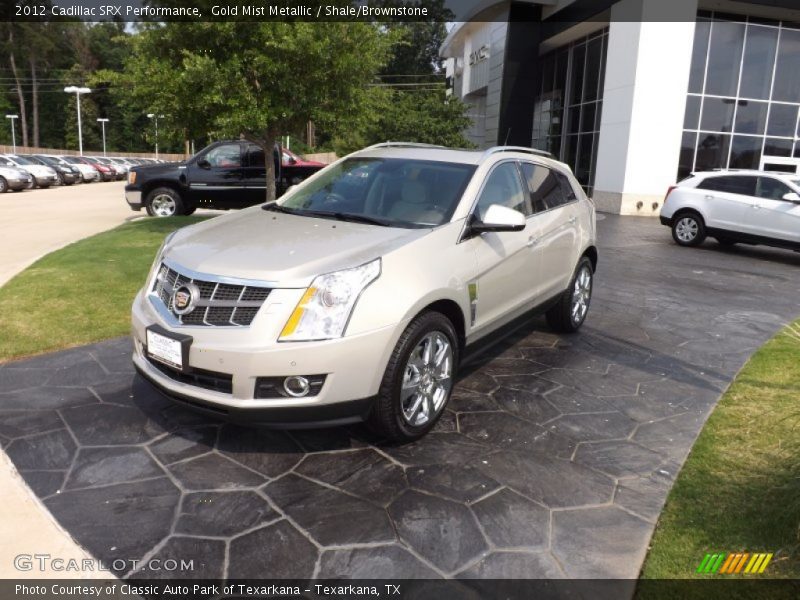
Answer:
147, 113, 164, 159
64, 86, 91, 155
5, 115, 18, 153
97, 118, 109, 156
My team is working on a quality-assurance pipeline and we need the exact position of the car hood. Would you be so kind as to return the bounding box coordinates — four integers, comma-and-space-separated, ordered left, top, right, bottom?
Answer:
0, 166, 29, 179
21, 165, 56, 177
165, 207, 430, 287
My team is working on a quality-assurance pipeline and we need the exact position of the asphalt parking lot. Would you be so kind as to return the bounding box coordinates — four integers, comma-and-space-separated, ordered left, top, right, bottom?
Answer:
2, 214, 799, 579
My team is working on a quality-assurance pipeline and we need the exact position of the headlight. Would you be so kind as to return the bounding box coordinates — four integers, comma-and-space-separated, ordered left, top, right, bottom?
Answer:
146, 231, 177, 289
128, 171, 137, 184
280, 259, 381, 341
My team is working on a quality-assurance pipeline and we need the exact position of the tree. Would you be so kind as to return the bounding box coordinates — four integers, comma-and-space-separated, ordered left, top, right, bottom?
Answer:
103, 21, 390, 200
377, 0, 451, 79
329, 86, 474, 155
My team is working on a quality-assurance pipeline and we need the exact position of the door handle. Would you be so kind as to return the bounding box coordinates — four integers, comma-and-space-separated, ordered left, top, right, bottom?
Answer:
568, 216, 577, 224
526, 236, 538, 248
752, 204, 761, 210
704, 195, 714, 200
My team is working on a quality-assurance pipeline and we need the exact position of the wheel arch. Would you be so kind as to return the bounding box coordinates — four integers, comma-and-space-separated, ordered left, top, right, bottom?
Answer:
582, 245, 598, 273
414, 298, 467, 355
141, 180, 185, 202
671, 206, 706, 225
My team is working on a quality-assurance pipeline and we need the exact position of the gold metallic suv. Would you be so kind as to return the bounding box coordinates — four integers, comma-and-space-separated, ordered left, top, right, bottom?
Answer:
132, 143, 598, 440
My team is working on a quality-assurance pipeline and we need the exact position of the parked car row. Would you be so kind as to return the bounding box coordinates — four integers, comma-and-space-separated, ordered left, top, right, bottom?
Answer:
0, 153, 166, 193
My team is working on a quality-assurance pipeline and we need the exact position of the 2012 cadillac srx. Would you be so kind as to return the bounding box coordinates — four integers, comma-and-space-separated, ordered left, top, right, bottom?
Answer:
132, 143, 598, 440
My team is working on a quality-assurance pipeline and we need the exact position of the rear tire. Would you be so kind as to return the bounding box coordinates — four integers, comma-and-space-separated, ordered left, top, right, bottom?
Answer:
368, 311, 458, 442
671, 212, 706, 246
183, 205, 197, 216
0, 176, 7, 193
145, 187, 184, 217
546, 256, 593, 333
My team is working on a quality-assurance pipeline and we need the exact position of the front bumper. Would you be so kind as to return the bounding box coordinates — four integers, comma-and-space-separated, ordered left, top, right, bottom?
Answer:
131, 289, 403, 427
5, 178, 28, 190
35, 175, 58, 186
125, 189, 142, 210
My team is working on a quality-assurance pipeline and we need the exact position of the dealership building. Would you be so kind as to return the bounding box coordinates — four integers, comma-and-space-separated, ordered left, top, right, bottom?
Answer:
441, 0, 800, 215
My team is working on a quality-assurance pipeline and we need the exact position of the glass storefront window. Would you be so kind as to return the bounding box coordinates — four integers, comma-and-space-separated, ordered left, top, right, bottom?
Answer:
678, 15, 800, 180
705, 21, 745, 96
695, 133, 731, 171
531, 28, 608, 195
773, 28, 800, 102
766, 103, 798, 137
684, 95, 701, 129
730, 135, 763, 169
734, 100, 768, 135
739, 25, 777, 100
701, 97, 735, 131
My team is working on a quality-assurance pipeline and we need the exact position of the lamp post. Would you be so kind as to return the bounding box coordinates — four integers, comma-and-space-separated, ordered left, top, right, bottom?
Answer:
64, 86, 91, 155
147, 113, 164, 159
97, 118, 109, 156
5, 114, 18, 153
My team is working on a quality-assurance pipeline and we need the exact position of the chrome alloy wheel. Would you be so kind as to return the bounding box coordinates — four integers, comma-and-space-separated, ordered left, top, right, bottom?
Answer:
400, 331, 453, 427
151, 193, 177, 217
571, 265, 592, 325
675, 217, 699, 243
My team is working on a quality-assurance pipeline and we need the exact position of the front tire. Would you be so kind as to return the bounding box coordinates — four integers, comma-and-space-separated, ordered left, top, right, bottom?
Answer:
0, 176, 7, 193
546, 256, 593, 333
671, 212, 706, 246
368, 311, 458, 441
145, 187, 184, 217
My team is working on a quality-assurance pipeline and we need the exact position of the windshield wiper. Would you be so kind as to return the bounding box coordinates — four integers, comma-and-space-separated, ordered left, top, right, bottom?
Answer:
262, 203, 299, 214
263, 204, 396, 227
294, 209, 394, 227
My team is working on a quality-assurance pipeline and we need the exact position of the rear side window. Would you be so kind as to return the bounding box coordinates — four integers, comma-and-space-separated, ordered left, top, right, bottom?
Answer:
756, 177, 792, 200
697, 175, 757, 196
519, 162, 567, 212
245, 144, 265, 167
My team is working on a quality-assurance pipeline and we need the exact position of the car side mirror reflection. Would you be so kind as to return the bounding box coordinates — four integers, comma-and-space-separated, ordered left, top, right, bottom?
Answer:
470, 204, 526, 233
197, 158, 211, 169
781, 191, 800, 203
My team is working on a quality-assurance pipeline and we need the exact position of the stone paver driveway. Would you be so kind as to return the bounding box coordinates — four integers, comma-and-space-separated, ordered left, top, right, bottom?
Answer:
2, 215, 799, 580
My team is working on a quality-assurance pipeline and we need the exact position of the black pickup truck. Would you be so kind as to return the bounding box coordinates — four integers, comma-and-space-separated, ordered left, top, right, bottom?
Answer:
124, 140, 326, 217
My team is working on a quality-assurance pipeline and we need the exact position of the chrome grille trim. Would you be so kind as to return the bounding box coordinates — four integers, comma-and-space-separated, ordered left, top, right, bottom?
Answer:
149, 262, 271, 327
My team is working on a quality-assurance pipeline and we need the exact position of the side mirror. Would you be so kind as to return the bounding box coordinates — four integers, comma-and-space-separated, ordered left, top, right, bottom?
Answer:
470, 204, 526, 233
197, 158, 211, 169
782, 191, 800, 203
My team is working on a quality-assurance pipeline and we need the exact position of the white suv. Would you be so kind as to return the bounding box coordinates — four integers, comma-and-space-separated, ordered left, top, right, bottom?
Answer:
131, 143, 597, 440
661, 170, 800, 250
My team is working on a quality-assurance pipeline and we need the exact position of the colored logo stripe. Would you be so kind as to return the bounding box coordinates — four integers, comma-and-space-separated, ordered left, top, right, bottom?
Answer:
697, 552, 773, 574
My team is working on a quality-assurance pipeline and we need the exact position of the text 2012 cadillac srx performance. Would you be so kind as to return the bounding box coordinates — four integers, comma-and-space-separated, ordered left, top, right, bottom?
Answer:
132, 143, 597, 440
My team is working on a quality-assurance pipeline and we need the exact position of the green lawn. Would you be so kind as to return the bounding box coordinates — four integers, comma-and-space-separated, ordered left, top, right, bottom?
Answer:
640, 321, 800, 584
0, 217, 209, 362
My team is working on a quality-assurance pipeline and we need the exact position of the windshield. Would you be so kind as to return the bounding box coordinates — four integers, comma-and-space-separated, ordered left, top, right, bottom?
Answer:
63, 157, 82, 164
277, 157, 476, 228
10, 155, 34, 165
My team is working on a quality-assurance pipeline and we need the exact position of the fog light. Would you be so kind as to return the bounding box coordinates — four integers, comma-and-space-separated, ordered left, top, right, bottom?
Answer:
283, 376, 310, 397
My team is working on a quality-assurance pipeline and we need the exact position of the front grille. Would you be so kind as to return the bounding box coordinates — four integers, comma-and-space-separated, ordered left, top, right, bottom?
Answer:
146, 355, 233, 394
151, 263, 271, 326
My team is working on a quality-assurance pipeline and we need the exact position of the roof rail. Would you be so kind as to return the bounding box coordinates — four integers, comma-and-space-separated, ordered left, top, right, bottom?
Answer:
363, 142, 449, 151
482, 146, 553, 160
